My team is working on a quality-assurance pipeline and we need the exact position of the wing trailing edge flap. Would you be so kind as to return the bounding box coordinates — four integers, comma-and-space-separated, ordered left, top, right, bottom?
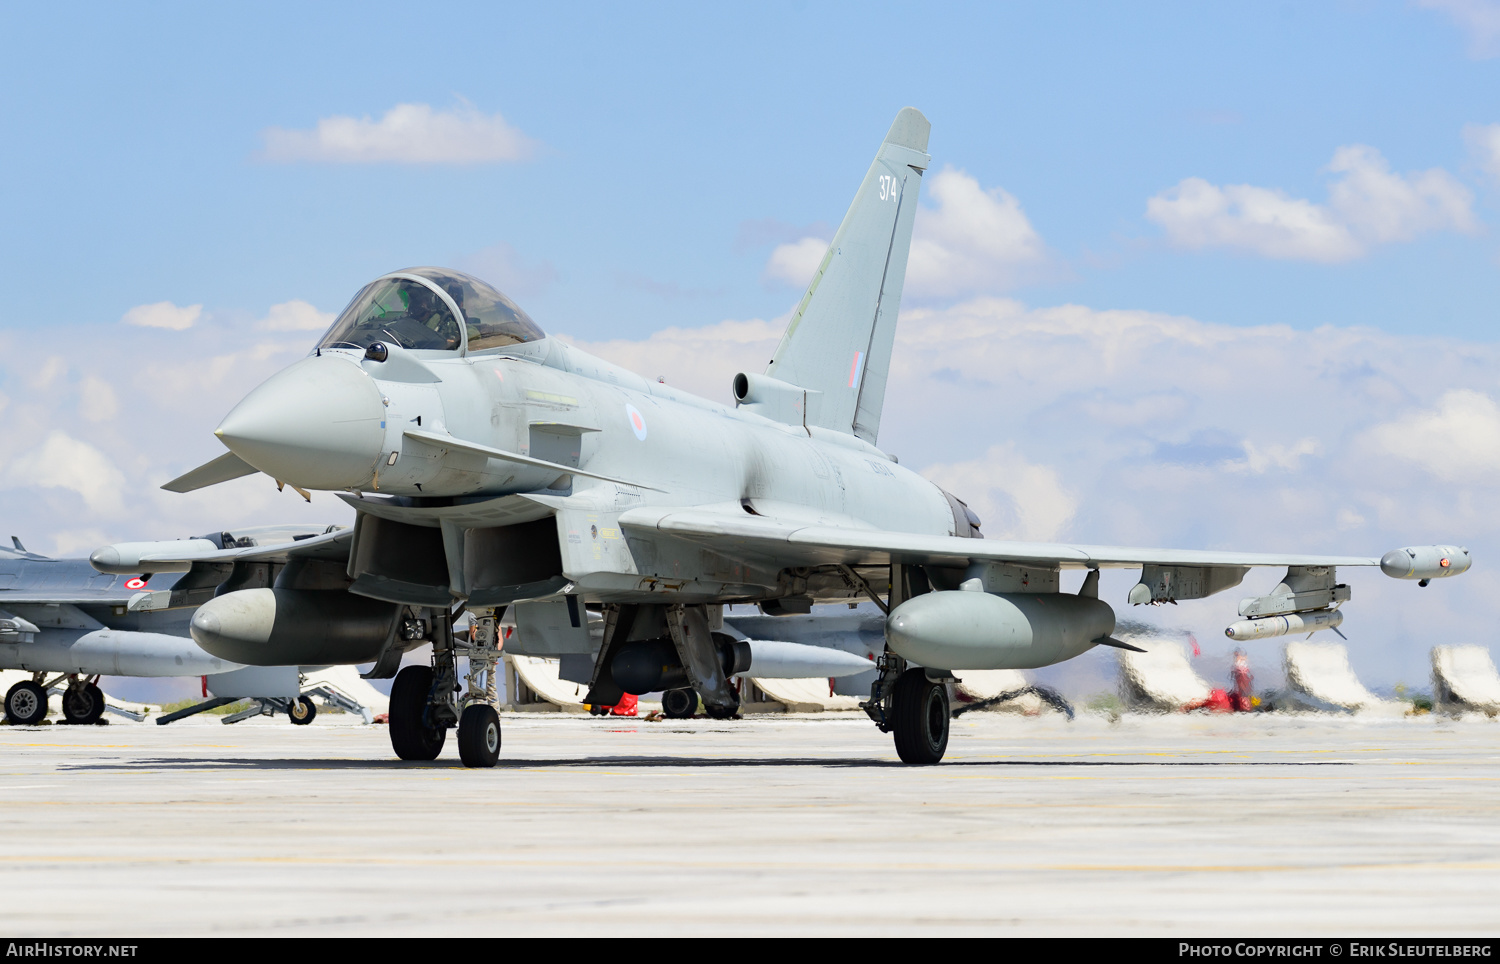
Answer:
615, 507, 1382, 571
161, 451, 259, 493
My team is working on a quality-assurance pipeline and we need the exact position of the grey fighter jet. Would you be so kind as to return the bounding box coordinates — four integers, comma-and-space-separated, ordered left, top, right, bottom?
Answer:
111, 108, 1470, 766
2, 527, 355, 726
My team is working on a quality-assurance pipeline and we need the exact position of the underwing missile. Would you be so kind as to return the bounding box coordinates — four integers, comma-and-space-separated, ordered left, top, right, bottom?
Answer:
1224, 608, 1343, 641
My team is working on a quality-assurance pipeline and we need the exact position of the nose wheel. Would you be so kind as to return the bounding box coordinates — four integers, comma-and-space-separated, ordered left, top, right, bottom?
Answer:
388, 665, 447, 761
458, 704, 501, 767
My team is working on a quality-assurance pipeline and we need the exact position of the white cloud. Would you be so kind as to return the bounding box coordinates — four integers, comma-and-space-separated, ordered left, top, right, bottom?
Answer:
1364, 389, 1500, 480
78, 376, 118, 422
28, 356, 66, 389
122, 301, 202, 331
456, 242, 559, 299
6, 288, 1500, 686
261, 103, 536, 165
563, 317, 784, 404
1325, 145, 1477, 242
906, 167, 1046, 297
762, 237, 829, 288
2, 431, 128, 516
258, 300, 334, 332
762, 167, 1045, 295
1421, 0, 1500, 58
1147, 145, 1476, 262
922, 443, 1077, 542
564, 296, 1500, 685
1464, 123, 1500, 178
1230, 437, 1321, 474
0, 310, 348, 549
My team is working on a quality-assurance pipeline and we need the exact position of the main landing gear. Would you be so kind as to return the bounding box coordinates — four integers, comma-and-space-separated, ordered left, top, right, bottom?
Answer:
388, 609, 502, 768
4, 674, 108, 726
61, 678, 106, 725
863, 654, 952, 765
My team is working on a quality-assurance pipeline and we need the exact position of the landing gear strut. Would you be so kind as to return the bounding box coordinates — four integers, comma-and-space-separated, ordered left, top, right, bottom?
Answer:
387, 608, 503, 768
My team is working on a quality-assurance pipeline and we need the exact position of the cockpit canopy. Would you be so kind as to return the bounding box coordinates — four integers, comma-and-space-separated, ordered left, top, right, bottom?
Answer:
315, 267, 545, 355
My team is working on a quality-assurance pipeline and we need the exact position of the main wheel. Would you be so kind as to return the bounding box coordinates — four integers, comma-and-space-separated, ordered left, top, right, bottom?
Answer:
891, 669, 950, 765
703, 701, 740, 720
457, 704, 501, 768
61, 684, 104, 725
288, 696, 317, 725
661, 687, 697, 719
389, 666, 445, 761
5, 681, 48, 725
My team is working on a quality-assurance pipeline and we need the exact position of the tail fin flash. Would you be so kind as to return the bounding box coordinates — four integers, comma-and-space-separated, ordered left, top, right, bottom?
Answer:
766, 108, 929, 443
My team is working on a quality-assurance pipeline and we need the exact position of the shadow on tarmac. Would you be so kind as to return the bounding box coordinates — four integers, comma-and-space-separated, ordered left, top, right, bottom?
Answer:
57, 756, 1355, 772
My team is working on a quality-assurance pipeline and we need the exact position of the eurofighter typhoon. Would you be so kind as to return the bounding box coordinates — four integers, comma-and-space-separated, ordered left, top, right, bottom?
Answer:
94, 109, 1470, 766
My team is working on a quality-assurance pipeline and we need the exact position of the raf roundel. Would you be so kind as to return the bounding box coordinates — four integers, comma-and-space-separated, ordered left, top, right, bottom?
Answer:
625, 403, 647, 441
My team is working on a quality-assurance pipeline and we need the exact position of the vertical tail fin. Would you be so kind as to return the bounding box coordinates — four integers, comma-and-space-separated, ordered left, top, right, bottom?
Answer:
766, 108, 929, 444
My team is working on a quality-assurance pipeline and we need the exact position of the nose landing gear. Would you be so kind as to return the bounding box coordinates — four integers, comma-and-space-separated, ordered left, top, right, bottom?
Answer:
387, 609, 503, 768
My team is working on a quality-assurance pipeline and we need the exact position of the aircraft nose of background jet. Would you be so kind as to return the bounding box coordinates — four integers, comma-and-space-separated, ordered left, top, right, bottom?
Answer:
215, 355, 386, 490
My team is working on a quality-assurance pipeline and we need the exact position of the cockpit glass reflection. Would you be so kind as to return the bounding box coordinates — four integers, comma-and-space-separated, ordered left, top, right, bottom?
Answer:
404, 267, 545, 352
317, 278, 463, 352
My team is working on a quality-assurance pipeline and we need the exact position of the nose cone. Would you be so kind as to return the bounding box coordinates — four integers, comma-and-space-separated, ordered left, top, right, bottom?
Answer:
216, 356, 385, 490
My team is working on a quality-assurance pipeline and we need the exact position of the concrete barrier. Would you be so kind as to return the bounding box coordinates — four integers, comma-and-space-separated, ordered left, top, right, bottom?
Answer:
1432, 645, 1500, 715
1117, 640, 1212, 710
1283, 641, 1382, 712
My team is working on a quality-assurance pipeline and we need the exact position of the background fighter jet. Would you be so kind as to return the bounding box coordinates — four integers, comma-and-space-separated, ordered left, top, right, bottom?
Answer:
115, 108, 1470, 767
2, 525, 374, 726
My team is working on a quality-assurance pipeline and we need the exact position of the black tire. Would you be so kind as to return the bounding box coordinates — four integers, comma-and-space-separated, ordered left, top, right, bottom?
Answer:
703, 701, 740, 720
5, 681, 49, 725
288, 696, 317, 726
891, 669, 949, 765
457, 704, 501, 768
61, 684, 104, 725
661, 688, 697, 719
389, 666, 445, 761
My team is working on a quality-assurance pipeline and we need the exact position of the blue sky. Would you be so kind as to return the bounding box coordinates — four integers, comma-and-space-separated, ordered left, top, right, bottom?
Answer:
2, 1, 1496, 341
2, 1, 1500, 690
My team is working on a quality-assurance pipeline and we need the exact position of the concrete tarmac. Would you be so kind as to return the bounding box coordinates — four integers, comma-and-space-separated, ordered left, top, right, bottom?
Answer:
1, 710, 1498, 936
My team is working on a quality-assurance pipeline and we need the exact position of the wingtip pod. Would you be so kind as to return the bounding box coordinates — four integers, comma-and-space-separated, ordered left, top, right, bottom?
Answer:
1380, 545, 1471, 581
885, 107, 931, 152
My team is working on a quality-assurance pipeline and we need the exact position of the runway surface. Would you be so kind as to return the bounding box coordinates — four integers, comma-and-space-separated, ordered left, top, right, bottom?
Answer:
1, 710, 1498, 936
